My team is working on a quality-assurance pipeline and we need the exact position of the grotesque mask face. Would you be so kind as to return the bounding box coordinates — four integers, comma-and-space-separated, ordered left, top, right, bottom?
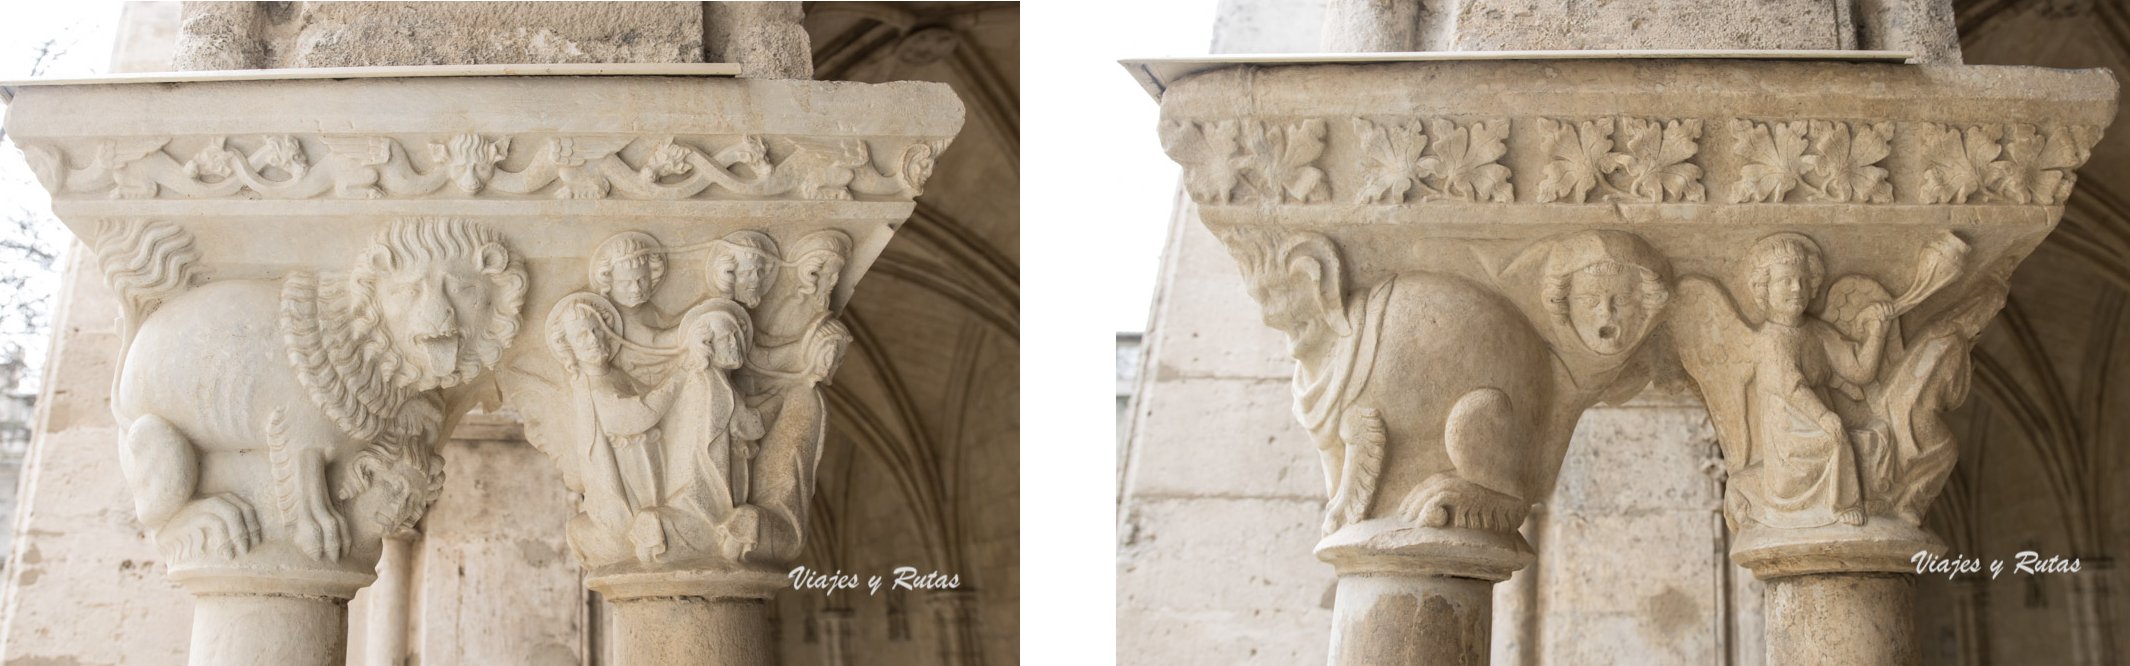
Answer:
608, 261, 655, 308
378, 257, 497, 388
1760, 260, 1811, 326
1566, 265, 1651, 356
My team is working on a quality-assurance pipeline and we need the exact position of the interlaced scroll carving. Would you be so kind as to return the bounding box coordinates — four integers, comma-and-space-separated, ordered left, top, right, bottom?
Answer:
21, 134, 945, 202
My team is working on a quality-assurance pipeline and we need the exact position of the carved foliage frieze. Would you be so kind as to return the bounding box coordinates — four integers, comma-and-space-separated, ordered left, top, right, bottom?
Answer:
1161, 115, 2098, 208
20, 133, 947, 202
1918, 123, 2100, 204
1353, 117, 1512, 204
1731, 120, 1893, 204
1535, 117, 1705, 204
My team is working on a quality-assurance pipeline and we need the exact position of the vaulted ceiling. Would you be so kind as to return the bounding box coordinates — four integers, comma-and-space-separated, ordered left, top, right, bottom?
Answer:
1940, 0, 2129, 559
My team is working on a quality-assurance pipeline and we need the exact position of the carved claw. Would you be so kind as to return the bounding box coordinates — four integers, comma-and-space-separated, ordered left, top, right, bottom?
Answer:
1396, 473, 1529, 533
293, 486, 348, 562
161, 494, 262, 560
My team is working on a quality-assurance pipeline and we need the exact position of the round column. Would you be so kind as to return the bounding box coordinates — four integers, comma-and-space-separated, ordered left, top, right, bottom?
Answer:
592, 570, 784, 666
186, 594, 350, 666
1318, 521, 1531, 666
1328, 574, 1493, 665
1763, 573, 1918, 665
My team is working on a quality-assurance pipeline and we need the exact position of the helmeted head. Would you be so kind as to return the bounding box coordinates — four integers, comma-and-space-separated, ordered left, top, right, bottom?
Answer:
354, 218, 527, 391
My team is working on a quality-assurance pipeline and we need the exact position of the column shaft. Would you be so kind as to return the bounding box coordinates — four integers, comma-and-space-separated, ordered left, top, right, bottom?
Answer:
1328, 575, 1492, 665
1764, 573, 1917, 666
187, 594, 350, 666
609, 596, 773, 666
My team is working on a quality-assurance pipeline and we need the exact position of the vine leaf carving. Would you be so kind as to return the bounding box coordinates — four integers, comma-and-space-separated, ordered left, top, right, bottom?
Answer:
1243, 119, 1331, 204
1535, 118, 1620, 204
1613, 117, 1704, 203
1353, 118, 1429, 204
1800, 121, 1894, 204
1990, 124, 2098, 205
1732, 119, 1812, 203
1159, 119, 1245, 204
1920, 123, 2002, 204
1417, 119, 1512, 203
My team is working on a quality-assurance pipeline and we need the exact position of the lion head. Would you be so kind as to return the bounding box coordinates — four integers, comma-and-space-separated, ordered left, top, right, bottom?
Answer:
351, 218, 528, 391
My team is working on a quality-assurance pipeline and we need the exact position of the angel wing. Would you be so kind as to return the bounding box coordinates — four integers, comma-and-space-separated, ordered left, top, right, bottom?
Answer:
1665, 276, 1758, 469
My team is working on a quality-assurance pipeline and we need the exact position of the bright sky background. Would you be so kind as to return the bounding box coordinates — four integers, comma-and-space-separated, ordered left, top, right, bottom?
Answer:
1056, 1, 1219, 334
0, 1, 121, 393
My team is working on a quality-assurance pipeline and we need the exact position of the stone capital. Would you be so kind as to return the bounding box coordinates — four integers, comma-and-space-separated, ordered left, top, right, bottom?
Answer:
1147, 57, 2116, 585
2, 69, 962, 665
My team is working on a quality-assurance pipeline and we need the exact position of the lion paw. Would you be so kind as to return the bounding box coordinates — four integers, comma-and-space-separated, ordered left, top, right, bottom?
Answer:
293, 493, 348, 562
1396, 474, 1529, 533
161, 494, 262, 560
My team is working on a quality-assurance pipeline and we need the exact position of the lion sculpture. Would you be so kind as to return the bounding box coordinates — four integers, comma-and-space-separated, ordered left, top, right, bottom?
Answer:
102, 217, 525, 562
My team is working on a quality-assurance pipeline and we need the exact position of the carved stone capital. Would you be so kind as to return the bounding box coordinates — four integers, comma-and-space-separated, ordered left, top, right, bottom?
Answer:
3, 71, 961, 661
1149, 58, 2116, 584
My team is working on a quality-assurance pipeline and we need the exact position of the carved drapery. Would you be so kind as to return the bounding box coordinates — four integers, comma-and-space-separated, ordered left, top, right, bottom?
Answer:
1, 72, 961, 665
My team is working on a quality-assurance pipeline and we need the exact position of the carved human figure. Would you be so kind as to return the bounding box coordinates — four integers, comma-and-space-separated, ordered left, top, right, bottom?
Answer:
1216, 227, 1671, 538
546, 293, 687, 561
659, 300, 769, 563
590, 231, 672, 376
105, 218, 524, 564
743, 229, 853, 562
1669, 233, 1937, 531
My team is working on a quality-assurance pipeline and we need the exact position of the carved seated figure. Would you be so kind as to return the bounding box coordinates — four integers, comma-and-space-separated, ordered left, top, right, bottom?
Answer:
1673, 233, 1904, 530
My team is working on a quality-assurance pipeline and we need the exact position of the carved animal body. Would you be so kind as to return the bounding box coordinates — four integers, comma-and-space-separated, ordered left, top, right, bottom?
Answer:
1327, 273, 1590, 531
116, 280, 415, 562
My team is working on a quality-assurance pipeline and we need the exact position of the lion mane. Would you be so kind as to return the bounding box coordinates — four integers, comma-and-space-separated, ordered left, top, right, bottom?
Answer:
277, 217, 528, 531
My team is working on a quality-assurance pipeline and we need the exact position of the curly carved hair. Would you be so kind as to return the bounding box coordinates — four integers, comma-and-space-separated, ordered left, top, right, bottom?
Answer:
589, 231, 666, 296
1746, 232, 1825, 310
1541, 261, 1672, 329
346, 217, 529, 390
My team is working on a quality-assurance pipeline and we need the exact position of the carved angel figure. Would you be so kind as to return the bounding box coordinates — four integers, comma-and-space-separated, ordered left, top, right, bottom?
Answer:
1670, 232, 1971, 531
106, 218, 524, 563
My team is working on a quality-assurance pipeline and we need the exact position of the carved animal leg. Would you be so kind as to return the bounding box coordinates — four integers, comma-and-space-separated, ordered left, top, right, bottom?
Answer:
287, 449, 348, 562
1396, 389, 1531, 532
1322, 407, 1386, 534
119, 415, 197, 528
